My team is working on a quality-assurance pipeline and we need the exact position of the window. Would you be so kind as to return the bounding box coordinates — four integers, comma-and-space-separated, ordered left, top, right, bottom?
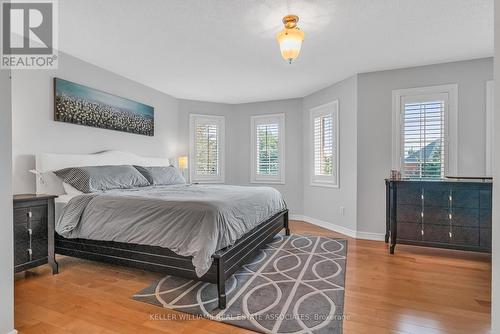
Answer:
251, 114, 285, 183
310, 100, 339, 187
189, 114, 225, 183
392, 85, 458, 179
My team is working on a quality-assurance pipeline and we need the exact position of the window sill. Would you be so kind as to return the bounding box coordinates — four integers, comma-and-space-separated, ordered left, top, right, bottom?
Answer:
191, 179, 225, 184
310, 182, 339, 189
250, 180, 285, 185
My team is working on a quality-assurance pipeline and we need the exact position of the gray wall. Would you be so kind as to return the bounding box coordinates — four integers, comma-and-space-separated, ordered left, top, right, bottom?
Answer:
12, 52, 180, 194
178, 98, 304, 215
302, 76, 358, 232
492, 1, 499, 330
0, 70, 14, 334
356, 58, 493, 234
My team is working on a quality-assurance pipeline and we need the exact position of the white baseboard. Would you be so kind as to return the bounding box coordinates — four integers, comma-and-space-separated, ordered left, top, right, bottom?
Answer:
8, 330, 18, 334
289, 214, 385, 241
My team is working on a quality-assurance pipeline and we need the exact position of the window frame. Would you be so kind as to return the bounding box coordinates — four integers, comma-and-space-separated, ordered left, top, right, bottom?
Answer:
310, 100, 339, 188
392, 84, 458, 178
189, 114, 225, 183
250, 113, 286, 184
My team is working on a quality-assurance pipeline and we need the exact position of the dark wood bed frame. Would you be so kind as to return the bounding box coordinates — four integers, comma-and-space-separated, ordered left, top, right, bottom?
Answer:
55, 209, 289, 309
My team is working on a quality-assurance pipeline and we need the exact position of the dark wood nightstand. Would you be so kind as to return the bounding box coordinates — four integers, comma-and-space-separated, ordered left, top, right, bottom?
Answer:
13, 194, 58, 274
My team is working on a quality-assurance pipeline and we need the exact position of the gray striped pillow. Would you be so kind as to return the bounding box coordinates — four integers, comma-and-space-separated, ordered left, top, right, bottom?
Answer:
54, 165, 150, 193
133, 166, 186, 186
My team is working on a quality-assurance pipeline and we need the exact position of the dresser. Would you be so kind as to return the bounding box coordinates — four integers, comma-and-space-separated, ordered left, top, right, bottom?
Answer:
385, 179, 492, 254
13, 194, 58, 274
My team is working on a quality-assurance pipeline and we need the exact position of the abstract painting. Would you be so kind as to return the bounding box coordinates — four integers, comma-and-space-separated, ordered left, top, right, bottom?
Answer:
54, 78, 154, 136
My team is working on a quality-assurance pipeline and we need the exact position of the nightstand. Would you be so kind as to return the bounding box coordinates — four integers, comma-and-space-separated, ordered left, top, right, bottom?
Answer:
13, 194, 58, 274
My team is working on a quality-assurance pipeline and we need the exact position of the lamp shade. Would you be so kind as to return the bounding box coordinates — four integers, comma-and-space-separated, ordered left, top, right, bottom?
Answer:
178, 156, 188, 170
276, 15, 305, 63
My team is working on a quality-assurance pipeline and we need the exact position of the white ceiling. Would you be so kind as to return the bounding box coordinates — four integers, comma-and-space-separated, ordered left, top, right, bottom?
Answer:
59, 0, 493, 104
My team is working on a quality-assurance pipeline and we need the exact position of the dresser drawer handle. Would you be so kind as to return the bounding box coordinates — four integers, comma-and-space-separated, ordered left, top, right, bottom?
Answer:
27, 211, 32, 218
28, 228, 32, 235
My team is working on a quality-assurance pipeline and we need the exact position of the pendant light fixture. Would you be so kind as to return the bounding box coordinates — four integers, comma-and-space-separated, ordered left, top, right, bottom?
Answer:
276, 14, 305, 64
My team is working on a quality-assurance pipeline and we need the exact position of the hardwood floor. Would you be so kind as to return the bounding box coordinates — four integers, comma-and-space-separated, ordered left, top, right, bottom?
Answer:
14, 220, 491, 334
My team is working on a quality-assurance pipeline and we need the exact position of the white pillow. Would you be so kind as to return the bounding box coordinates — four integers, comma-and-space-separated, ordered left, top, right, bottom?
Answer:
62, 182, 83, 195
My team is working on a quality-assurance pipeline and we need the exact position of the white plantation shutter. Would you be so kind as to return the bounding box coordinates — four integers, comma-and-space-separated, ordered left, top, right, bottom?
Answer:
256, 123, 279, 175
401, 93, 447, 179
314, 115, 333, 176
195, 123, 219, 176
310, 101, 338, 187
251, 114, 285, 183
189, 114, 225, 183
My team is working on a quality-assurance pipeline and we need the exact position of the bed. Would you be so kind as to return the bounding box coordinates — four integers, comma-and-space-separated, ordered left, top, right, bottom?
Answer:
37, 151, 289, 309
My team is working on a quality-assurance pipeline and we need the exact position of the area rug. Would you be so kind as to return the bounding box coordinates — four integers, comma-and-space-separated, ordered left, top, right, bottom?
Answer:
133, 234, 347, 334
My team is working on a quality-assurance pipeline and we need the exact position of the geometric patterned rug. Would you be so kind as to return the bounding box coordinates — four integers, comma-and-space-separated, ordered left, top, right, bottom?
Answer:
132, 234, 347, 334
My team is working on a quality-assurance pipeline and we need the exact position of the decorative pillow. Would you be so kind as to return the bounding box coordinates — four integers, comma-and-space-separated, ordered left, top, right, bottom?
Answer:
54, 165, 150, 193
62, 182, 83, 195
134, 166, 186, 186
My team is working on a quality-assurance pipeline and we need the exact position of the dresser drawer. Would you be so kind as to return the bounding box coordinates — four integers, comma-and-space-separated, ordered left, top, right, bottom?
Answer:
397, 204, 421, 223
423, 206, 449, 225
480, 228, 492, 249
450, 226, 479, 246
451, 208, 479, 227
423, 224, 450, 244
480, 209, 492, 228
451, 187, 480, 208
397, 183, 421, 205
479, 189, 492, 209
397, 222, 421, 241
423, 184, 449, 207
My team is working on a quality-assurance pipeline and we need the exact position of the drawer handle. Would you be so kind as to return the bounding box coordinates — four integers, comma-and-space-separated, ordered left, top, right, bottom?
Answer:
28, 248, 32, 255
421, 212, 424, 218
28, 228, 32, 235
421, 229, 424, 236
449, 232, 453, 238
28, 211, 32, 218
449, 213, 452, 220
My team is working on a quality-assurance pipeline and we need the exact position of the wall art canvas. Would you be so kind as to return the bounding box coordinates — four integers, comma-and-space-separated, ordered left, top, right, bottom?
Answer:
54, 78, 154, 136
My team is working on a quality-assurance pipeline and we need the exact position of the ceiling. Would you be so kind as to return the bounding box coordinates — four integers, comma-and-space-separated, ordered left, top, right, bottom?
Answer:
59, 0, 493, 104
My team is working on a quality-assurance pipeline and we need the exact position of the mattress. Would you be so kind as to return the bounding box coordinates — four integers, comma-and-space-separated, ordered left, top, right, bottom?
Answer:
56, 184, 287, 277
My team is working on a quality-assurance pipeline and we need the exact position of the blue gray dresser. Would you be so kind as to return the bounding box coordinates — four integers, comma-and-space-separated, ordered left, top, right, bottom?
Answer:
385, 179, 492, 254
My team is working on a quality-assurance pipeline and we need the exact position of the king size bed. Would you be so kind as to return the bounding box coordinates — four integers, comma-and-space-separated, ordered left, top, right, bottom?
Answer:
36, 151, 289, 309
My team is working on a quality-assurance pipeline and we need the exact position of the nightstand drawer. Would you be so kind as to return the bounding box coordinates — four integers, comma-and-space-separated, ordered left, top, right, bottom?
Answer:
14, 241, 29, 266
14, 208, 28, 224
32, 238, 48, 261
30, 218, 48, 239
28, 206, 47, 221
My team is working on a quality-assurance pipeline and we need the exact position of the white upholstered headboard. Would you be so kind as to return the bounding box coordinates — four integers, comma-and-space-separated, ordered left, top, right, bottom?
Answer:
36, 150, 170, 195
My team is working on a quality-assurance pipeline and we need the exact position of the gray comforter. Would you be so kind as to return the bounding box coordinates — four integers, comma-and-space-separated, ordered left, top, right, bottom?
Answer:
56, 184, 286, 277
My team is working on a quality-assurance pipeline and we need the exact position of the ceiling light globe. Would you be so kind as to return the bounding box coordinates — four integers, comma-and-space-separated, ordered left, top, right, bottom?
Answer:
276, 15, 305, 64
